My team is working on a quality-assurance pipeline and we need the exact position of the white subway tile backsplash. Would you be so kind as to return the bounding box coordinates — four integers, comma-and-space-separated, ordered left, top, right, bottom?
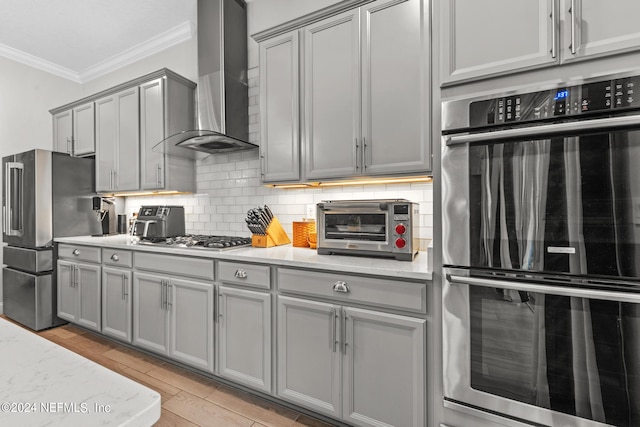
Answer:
124, 66, 433, 247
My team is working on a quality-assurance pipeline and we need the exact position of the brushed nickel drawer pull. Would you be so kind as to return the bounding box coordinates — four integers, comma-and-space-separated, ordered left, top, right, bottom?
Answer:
234, 269, 247, 279
72, 249, 80, 256
333, 281, 349, 293
111, 254, 119, 262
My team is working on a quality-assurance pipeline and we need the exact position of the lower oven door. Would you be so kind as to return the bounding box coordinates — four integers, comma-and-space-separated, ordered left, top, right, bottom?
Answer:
443, 268, 640, 427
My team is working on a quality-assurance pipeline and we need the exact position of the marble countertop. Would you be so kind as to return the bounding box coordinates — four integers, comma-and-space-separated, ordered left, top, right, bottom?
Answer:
0, 318, 160, 426
55, 235, 432, 281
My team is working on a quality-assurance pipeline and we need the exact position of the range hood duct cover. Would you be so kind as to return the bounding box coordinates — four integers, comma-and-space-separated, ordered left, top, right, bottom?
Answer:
160, 0, 256, 156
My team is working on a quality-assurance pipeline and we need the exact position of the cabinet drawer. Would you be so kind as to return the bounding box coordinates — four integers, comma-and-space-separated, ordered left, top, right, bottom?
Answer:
218, 262, 270, 289
58, 244, 101, 264
277, 268, 426, 313
134, 252, 214, 281
102, 249, 132, 268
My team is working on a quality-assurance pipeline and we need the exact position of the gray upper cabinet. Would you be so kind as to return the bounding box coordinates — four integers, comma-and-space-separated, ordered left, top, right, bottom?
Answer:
53, 110, 73, 155
304, 8, 360, 180
51, 69, 196, 195
361, 0, 430, 175
259, 30, 301, 182
95, 87, 140, 193
440, 0, 555, 85
72, 103, 96, 156
140, 76, 196, 192
442, 0, 640, 85
256, 0, 431, 183
561, 0, 640, 63
52, 102, 95, 157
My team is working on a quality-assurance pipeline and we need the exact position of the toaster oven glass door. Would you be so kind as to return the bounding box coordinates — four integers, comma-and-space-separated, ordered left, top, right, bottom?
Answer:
323, 213, 387, 242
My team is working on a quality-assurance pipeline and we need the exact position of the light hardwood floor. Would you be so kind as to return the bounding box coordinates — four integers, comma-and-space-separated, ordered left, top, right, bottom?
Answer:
2, 317, 334, 427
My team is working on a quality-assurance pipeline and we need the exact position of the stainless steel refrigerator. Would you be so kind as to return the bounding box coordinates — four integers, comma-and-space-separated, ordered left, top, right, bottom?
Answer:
2, 149, 101, 330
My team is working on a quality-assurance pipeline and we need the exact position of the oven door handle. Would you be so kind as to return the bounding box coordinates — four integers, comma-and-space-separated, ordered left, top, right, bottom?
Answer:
318, 202, 388, 211
447, 274, 640, 304
445, 114, 640, 146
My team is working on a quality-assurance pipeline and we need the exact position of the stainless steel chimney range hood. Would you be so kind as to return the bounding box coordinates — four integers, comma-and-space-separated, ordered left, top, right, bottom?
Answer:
158, 0, 256, 156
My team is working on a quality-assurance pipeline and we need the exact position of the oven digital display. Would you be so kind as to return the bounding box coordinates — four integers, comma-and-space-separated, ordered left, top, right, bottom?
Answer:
554, 89, 569, 101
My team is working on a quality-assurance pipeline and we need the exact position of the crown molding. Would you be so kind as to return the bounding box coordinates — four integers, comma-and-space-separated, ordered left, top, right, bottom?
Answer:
0, 42, 82, 82
0, 20, 194, 84
79, 20, 194, 83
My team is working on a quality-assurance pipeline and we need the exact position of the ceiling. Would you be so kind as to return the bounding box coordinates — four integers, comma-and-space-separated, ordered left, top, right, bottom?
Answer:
0, 0, 197, 83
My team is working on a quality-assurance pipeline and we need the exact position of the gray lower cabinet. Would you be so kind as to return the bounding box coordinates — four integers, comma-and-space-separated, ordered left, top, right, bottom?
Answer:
277, 296, 341, 418
132, 272, 214, 373
101, 266, 132, 342
277, 295, 426, 427
217, 286, 271, 392
57, 259, 101, 332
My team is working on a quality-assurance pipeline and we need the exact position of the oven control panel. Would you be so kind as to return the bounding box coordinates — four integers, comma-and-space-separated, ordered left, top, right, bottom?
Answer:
469, 74, 640, 127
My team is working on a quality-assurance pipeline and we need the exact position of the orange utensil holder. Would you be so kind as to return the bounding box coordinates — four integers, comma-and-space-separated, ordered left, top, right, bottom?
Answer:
292, 220, 316, 248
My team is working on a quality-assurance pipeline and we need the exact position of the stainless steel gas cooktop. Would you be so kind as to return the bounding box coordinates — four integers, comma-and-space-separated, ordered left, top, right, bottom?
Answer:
138, 235, 252, 250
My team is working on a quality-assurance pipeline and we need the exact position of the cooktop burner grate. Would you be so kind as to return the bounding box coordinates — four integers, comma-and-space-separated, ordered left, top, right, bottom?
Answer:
140, 235, 252, 250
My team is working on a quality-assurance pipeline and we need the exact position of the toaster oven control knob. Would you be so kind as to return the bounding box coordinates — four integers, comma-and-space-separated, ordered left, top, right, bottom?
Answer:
395, 224, 407, 235
395, 237, 407, 249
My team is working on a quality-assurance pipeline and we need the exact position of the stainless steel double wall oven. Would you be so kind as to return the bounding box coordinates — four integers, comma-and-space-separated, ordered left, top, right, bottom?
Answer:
442, 71, 640, 427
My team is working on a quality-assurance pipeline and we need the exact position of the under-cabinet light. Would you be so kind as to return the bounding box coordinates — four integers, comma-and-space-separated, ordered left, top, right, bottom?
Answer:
106, 190, 190, 197
267, 176, 432, 189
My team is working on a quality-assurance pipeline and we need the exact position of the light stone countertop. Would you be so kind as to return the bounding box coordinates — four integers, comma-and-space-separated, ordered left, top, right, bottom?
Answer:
0, 318, 160, 427
55, 235, 432, 281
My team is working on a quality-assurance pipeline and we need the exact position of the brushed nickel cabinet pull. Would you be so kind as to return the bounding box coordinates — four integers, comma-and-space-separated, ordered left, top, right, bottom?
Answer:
333, 281, 349, 293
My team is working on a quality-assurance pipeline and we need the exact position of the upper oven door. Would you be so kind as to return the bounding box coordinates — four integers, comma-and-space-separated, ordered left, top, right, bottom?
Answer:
443, 267, 640, 427
443, 119, 640, 279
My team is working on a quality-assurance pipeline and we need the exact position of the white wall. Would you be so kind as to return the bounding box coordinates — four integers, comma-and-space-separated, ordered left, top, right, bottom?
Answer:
0, 56, 84, 312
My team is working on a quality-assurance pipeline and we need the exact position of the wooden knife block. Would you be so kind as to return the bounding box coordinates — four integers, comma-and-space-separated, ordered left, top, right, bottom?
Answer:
251, 217, 291, 248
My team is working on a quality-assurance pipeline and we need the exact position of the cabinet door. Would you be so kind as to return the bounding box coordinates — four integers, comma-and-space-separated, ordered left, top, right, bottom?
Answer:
102, 266, 132, 342
53, 110, 73, 155
304, 9, 360, 179
259, 30, 301, 182
140, 78, 166, 190
218, 286, 271, 392
277, 296, 341, 419
95, 95, 117, 192
56, 260, 76, 322
168, 278, 214, 372
440, 0, 555, 85
562, 0, 640, 63
343, 307, 425, 427
361, 0, 430, 175
72, 102, 95, 156
76, 262, 101, 331
132, 272, 169, 355
114, 87, 140, 191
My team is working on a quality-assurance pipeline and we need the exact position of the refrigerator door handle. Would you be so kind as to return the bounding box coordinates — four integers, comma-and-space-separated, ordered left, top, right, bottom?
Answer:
5, 162, 24, 237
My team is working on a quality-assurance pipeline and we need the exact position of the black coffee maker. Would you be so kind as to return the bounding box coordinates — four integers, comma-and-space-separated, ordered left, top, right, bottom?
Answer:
92, 196, 117, 235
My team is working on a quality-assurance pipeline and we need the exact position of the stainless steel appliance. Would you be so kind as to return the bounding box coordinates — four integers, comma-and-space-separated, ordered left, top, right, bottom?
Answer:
317, 199, 418, 261
137, 234, 251, 250
92, 196, 116, 235
131, 205, 185, 239
3, 149, 101, 330
156, 0, 257, 155
441, 71, 640, 427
